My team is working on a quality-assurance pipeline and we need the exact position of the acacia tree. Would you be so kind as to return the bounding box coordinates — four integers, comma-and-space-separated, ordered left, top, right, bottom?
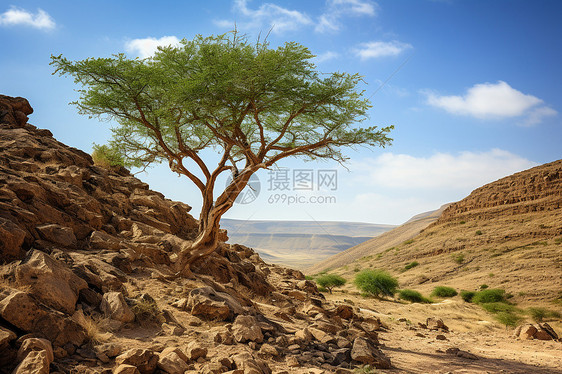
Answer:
51, 33, 393, 277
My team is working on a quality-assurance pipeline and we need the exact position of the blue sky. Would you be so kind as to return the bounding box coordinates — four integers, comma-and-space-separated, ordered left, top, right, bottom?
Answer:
1, 0, 560, 224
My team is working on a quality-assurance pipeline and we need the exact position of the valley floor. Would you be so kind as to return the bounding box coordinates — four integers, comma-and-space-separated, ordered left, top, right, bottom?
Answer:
324, 293, 562, 374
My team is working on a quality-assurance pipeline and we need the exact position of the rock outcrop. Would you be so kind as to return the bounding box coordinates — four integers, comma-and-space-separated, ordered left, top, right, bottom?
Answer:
0, 95, 391, 373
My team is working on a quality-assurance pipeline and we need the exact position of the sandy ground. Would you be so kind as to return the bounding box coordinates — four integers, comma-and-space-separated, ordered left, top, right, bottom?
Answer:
325, 293, 562, 374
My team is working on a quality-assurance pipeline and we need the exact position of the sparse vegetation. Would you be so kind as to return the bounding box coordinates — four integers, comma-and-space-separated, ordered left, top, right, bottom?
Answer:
399, 289, 431, 303
91, 143, 125, 169
475, 230, 483, 235
452, 253, 465, 264
481, 302, 517, 314
131, 295, 161, 323
460, 290, 476, 302
403, 239, 414, 245
527, 307, 561, 322
354, 365, 376, 373
494, 311, 523, 328
354, 269, 398, 298
431, 286, 458, 298
459, 220, 466, 224
315, 274, 346, 294
472, 288, 506, 304
479, 284, 489, 290
555, 237, 562, 245
403, 261, 419, 271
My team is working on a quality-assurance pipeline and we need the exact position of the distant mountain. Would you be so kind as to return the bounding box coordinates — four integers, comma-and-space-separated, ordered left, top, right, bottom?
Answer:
220, 219, 396, 269
305, 205, 449, 274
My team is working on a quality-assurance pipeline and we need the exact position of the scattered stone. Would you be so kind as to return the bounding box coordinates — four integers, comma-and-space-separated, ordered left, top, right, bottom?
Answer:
426, 317, 448, 331
436, 334, 447, 340
518, 324, 538, 340
185, 341, 208, 361
258, 343, 278, 356
17, 338, 54, 364
158, 349, 189, 374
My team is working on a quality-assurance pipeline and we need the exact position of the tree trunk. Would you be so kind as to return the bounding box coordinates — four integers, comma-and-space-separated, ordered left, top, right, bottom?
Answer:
174, 169, 255, 278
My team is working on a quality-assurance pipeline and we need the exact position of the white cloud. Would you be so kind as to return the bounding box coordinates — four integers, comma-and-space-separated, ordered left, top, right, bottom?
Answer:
352, 149, 536, 191
314, 51, 339, 63
316, 0, 377, 33
425, 81, 557, 125
216, 0, 313, 34
125, 36, 181, 59
0, 6, 55, 30
354, 40, 412, 60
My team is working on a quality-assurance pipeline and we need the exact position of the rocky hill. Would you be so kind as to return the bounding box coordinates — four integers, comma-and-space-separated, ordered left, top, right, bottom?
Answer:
309, 158, 562, 304
0, 95, 390, 373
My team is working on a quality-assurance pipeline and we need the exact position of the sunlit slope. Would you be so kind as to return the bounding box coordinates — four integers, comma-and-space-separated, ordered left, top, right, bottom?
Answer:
316, 160, 562, 303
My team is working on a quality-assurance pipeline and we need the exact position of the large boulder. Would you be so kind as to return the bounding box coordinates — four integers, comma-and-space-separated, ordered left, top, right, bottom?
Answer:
351, 337, 391, 369
35, 223, 77, 247
15, 250, 88, 314
0, 290, 86, 347
12, 350, 50, 374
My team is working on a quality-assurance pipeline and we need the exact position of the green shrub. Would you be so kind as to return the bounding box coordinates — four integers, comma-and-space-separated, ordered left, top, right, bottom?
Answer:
315, 274, 346, 294
431, 286, 458, 298
472, 289, 506, 304
475, 230, 483, 235
92, 143, 125, 169
494, 312, 523, 328
481, 302, 517, 314
527, 307, 562, 322
403, 239, 414, 245
460, 290, 476, 302
479, 284, 489, 290
399, 289, 430, 303
404, 261, 419, 271
354, 269, 399, 298
305, 275, 315, 280
452, 253, 465, 264
317, 286, 328, 293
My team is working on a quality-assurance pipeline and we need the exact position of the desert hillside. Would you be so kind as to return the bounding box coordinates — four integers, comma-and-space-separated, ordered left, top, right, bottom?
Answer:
222, 219, 395, 269
310, 159, 562, 303
306, 205, 448, 275
0, 95, 392, 373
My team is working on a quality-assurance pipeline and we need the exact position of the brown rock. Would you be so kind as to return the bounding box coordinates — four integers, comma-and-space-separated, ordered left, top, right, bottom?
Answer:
115, 349, 158, 374
100, 292, 135, 323
519, 324, 538, 340
185, 341, 207, 361
351, 337, 391, 369
0, 326, 16, 348
36, 223, 77, 247
157, 350, 189, 374
258, 343, 278, 356
186, 287, 245, 321
17, 338, 54, 364
12, 350, 50, 374
16, 250, 88, 314
0, 217, 27, 261
426, 317, 448, 331
113, 364, 141, 374
335, 305, 354, 319
232, 315, 264, 343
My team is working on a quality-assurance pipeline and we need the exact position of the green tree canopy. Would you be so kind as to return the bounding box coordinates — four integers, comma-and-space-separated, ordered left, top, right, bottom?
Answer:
51, 32, 393, 277
354, 269, 398, 298
315, 273, 346, 293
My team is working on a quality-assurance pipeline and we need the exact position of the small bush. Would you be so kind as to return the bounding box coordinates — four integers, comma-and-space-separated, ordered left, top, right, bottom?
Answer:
494, 312, 523, 328
472, 289, 506, 304
475, 230, 483, 235
452, 253, 465, 264
459, 220, 466, 224
554, 237, 562, 245
479, 284, 489, 290
131, 295, 161, 323
399, 289, 431, 303
404, 261, 419, 271
460, 290, 476, 302
527, 307, 562, 322
317, 286, 328, 293
315, 274, 346, 294
431, 286, 458, 298
481, 302, 517, 314
403, 239, 414, 245
305, 275, 315, 280
92, 143, 125, 169
354, 269, 399, 298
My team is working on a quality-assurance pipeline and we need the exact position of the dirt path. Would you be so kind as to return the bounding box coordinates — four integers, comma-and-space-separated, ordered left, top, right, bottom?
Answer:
326, 294, 562, 373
